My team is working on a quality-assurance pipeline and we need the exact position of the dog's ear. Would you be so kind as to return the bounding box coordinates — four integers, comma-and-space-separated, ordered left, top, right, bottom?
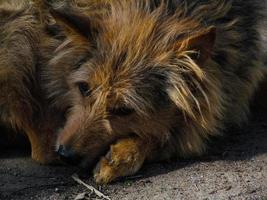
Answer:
166, 28, 216, 119
50, 7, 97, 41
178, 27, 216, 65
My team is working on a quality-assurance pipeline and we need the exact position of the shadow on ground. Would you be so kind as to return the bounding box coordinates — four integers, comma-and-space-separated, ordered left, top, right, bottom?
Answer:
1, 90, 267, 199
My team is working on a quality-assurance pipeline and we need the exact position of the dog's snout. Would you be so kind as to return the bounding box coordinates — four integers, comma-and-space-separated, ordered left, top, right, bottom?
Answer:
57, 145, 71, 158
57, 145, 81, 165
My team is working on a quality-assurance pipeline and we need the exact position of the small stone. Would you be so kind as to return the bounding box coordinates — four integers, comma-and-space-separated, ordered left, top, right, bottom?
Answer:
209, 190, 216, 195
248, 189, 257, 194
225, 186, 232, 191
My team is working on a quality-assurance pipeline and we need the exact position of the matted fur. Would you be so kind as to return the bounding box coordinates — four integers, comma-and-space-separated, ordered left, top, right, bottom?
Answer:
0, 0, 266, 183
46, 0, 266, 183
0, 0, 115, 163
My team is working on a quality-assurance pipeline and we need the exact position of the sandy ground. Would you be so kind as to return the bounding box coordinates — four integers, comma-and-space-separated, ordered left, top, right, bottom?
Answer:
0, 109, 266, 200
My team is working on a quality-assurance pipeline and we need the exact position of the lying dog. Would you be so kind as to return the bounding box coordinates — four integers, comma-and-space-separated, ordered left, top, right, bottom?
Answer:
50, 0, 266, 184
1, 0, 266, 184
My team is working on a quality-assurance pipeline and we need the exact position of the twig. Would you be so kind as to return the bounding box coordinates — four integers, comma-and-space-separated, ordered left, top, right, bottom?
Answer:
71, 174, 111, 200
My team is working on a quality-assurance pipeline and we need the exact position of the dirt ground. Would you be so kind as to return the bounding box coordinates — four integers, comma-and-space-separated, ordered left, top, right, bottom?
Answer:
0, 3, 266, 200
0, 108, 266, 200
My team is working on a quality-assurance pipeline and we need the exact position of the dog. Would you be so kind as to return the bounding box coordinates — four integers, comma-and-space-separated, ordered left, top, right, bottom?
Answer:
49, 0, 266, 184
1, 0, 266, 184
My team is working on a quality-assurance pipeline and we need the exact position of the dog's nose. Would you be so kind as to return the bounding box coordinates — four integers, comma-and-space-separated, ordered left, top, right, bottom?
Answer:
57, 145, 81, 165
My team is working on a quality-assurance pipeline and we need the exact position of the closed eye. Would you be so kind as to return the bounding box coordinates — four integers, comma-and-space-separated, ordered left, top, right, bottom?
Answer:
109, 107, 135, 116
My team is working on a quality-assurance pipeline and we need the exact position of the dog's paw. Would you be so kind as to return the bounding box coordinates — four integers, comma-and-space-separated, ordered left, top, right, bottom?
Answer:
93, 138, 146, 184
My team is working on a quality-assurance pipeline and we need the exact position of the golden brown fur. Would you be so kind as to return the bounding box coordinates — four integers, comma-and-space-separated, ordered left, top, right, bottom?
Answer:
47, 0, 267, 183
0, 0, 107, 163
1, 0, 266, 184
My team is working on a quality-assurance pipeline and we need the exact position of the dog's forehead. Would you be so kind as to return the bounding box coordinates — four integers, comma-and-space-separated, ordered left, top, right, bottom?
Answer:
97, 11, 176, 54
93, 35, 174, 75
87, 43, 173, 93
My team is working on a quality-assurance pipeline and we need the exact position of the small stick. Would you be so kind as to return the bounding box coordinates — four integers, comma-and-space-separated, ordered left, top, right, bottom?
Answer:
72, 174, 111, 200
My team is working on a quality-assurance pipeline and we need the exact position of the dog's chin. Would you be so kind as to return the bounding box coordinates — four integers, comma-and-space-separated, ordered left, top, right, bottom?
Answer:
79, 147, 111, 171
79, 156, 98, 171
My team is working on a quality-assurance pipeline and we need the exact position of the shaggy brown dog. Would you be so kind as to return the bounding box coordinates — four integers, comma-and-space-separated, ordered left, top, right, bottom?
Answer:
1, 0, 266, 184
49, 0, 266, 184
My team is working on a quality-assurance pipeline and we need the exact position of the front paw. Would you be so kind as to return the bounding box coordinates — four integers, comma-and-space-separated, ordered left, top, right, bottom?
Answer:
93, 156, 116, 184
93, 138, 146, 184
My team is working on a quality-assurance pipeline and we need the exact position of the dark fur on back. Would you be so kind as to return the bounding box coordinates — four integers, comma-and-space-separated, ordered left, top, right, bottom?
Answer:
0, 0, 266, 182
0, 0, 65, 162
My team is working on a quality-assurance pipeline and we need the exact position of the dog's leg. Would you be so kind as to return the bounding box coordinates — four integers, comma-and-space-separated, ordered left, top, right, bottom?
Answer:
93, 137, 152, 184
26, 128, 57, 164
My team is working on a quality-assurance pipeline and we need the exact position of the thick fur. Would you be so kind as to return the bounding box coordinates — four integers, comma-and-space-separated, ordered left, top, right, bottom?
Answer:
48, 0, 266, 183
0, 0, 266, 183
0, 0, 65, 163
0, 0, 106, 163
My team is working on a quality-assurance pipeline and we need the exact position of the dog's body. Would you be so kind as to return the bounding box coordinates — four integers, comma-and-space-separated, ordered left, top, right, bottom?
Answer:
0, 0, 65, 162
0, 0, 266, 183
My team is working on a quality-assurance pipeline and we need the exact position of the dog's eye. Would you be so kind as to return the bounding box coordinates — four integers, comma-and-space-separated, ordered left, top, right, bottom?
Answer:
76, 58, 87, 68
109, 107, 135, 116
77, 82, 91, 97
